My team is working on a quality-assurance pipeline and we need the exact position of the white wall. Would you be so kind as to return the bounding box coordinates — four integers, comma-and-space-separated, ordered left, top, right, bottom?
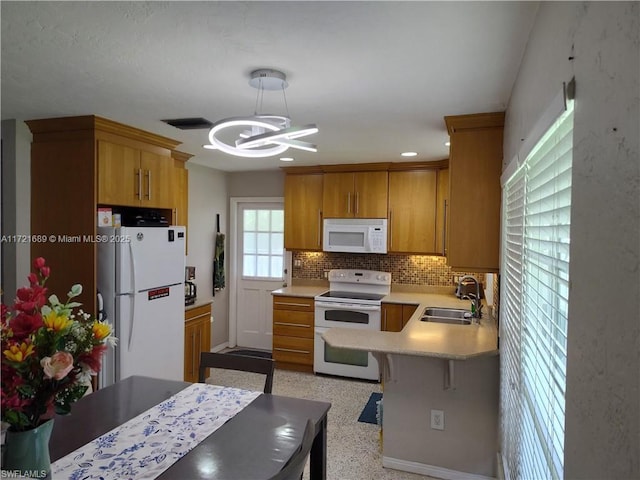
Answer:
227, 170, 284, 198
503, 2, 639, 478
1, 119, 32, 300
185, 162, 229, 348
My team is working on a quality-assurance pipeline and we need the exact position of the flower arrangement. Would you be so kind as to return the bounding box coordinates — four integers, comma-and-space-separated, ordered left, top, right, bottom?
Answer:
1, 258, 116, 431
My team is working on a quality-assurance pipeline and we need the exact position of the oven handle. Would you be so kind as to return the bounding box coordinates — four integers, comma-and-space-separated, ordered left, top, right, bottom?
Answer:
315, 301, 381, 312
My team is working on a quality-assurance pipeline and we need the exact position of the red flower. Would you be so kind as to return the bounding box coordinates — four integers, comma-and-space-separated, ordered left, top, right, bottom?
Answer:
78, 344, 107, 373
14, 284, 47, 313
9, 312, 44, 339
39, 266, 50, 278
33, 257, 46, 269
27, 273, 38, 286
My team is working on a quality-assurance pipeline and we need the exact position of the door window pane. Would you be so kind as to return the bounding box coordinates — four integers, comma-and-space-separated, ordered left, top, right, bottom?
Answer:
242, 207, 284, 280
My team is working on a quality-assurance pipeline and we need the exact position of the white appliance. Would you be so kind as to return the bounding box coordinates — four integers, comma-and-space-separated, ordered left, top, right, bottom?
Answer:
97, 226, 186, 387
322, 218, 387, 254
314, 269, 391, 381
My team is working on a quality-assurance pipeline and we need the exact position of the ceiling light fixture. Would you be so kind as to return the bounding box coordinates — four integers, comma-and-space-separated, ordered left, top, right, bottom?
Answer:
204, 69, 318, 158
401, 151, 418, 157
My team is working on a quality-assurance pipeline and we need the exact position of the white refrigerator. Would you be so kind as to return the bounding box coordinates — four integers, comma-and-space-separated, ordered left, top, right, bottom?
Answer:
97, 226, 186, 387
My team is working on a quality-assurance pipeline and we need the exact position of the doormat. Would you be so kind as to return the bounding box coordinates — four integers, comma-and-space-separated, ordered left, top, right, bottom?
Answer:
226, 349, 272, 359
358, 392, 382, 425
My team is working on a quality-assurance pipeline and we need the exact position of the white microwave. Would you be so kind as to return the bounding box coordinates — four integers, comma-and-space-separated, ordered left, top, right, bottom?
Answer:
322, 218, 387, 254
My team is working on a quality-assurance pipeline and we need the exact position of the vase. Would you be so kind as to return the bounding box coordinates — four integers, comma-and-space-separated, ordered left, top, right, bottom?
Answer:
2, 419, 54, 479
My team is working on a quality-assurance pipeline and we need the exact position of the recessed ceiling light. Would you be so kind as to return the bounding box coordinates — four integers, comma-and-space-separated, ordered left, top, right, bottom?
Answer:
280, 157, 294, 162
444, 141, 451, 147
401, 151, 418, 157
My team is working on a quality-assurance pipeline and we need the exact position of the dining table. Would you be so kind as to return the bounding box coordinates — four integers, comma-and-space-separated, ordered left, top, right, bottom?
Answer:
49, 375, 331, 479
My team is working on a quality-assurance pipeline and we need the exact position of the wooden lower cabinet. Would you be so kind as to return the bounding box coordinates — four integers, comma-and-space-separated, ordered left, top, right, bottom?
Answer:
382, 303, 419, 332
272, 295, 314, 372
184, 303, 212, 383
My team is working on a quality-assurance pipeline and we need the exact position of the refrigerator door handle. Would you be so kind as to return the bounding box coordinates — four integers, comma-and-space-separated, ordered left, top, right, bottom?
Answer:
128, 240, 138, 351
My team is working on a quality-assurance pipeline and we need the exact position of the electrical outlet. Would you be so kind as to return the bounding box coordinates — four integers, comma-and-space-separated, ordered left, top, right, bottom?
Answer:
431, 409, 445, 430
294, 259, 302, 267
323, 270, 329, 278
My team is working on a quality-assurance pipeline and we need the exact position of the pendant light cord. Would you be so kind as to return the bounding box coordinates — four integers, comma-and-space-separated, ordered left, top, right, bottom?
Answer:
282, 85, 290, 118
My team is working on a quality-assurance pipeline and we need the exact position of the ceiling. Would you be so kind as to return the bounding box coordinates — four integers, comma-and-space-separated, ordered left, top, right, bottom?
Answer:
1, 1, 539, 172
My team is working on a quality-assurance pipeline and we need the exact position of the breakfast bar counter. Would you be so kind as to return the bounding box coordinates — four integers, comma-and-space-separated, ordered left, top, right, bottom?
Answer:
322, 292, 499, 360
273, 284, 500, 478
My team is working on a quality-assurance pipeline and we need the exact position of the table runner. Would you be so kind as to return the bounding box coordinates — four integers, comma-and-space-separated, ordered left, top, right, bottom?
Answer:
51, 383, 261, 479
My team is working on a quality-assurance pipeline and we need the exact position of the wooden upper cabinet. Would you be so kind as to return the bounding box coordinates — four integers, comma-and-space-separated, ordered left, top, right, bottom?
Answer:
97, 140, 174, 209
171, 151, 192, 229
444, 112, 504, 272
435, 168, 449, 256
140, 150, 174, 208
323, 171, 388, 218
284, 173, 324, 250
388, 170, 438, 253
98, 140, 139, 206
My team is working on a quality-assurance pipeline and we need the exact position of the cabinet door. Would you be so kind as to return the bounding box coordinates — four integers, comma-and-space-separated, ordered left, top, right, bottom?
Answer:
402, 304, 418, 328
322, 172, 355, 217
382, 303, 403, 332
354, 171, 388, 218
448, 128, 503, 270
173, 165, 188, 227
436, 168, 449, 256
388, 170, 437, 253
97, 140, 140, 206
140, 150, 174, 208
284, 174, 324, 250
184, 321, 198, 383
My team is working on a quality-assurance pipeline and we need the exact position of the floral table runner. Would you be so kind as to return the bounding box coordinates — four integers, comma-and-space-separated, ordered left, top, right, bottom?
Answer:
51, 383, 261, 479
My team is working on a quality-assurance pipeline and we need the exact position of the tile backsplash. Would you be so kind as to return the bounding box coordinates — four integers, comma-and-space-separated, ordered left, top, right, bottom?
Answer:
291, 251, 485, 287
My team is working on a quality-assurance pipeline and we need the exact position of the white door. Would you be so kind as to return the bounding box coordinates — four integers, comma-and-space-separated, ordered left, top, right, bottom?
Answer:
235, 202, 285, 350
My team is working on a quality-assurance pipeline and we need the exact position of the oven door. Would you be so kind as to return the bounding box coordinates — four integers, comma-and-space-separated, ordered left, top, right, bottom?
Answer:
314, 301, 381, 329
314, 327, 380, 381
313, 300, 381, 381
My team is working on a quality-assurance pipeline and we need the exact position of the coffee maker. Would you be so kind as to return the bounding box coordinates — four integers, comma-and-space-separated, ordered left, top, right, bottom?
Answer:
185, 266, 197, 306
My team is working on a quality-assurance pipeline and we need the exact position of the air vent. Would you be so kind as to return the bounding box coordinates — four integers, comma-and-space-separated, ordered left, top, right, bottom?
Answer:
162, 117, 213, 130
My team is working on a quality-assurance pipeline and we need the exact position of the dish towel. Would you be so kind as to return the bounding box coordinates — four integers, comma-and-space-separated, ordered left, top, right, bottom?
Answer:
213, 231, 225, 296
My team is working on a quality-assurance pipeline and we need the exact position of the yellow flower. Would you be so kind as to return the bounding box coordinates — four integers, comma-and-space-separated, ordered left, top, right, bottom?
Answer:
92, 322, 111, 340
43, 311, 72, 332
3, 342, 35, 362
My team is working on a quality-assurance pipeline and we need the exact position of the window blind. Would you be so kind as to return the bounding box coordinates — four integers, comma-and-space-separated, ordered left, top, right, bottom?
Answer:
500, 98, 574, 480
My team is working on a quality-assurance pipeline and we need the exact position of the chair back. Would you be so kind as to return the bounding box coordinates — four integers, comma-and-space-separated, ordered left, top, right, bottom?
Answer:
198, 352, 275, 394
268, 419, 315, 480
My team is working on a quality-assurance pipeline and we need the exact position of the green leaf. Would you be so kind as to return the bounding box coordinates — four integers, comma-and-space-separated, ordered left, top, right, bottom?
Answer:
69, 284, 83, 298
41, 305, 52, 316
48, 294, 60, 306
65, 301, 82, 309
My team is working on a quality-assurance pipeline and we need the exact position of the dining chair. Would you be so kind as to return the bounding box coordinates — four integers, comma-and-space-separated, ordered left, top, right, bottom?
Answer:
268, 419, 316, 480
198, 351, 275, 394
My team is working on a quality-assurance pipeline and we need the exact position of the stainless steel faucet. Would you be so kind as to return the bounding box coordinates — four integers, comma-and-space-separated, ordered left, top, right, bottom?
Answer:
458, 275, 482, 320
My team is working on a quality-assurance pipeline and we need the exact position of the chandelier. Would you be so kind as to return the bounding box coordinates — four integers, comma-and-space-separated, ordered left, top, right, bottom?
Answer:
204, 69, 318, 158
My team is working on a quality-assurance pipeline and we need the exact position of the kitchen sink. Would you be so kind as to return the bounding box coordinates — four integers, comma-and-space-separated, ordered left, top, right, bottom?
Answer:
421, 316, 472, 325
420, 307, 473, 325
423, 307, 472, 319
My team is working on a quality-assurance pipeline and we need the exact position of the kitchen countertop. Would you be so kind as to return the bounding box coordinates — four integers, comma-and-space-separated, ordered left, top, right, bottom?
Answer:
185, 297, 213, 312
272, 285, 498, 360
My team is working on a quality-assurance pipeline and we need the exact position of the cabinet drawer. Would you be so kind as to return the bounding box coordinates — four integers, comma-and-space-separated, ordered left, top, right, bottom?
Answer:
273, 322, 313, 339
186, 304, 211, 322
273, 336, 314, 365
273, 309, 313, 327
273, 296, 314, 312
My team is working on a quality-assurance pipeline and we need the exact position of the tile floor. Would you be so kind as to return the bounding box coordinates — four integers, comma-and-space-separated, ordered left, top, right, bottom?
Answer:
205, 364, 438, 480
